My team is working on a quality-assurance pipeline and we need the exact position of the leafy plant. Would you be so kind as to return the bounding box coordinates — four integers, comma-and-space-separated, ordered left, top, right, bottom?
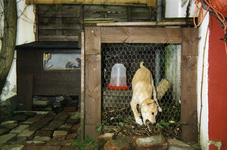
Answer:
75, 135, 97, 150
159, 120, 170, 127
96, 126, 102, 132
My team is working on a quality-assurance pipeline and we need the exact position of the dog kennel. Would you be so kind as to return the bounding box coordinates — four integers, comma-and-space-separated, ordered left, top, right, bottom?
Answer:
82, 26, 198, 143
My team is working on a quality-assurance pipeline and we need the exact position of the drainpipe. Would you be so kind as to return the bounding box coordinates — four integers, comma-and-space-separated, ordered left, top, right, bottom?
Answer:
156, 0, 163, 22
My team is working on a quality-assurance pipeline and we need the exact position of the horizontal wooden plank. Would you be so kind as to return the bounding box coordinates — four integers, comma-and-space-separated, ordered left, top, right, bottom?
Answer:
39, 36, 78, 41
101, 27, 182, 43
97, 22, 193, 26
39, 24, 81, 30
27, 0, 147, 4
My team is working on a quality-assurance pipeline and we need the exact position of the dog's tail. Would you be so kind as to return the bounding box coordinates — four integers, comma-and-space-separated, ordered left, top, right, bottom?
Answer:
140, 62, 145, 68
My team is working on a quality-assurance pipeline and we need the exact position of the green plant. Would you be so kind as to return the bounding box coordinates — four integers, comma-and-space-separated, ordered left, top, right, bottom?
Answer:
75, 135, 97, 150
159, 120, 170, 127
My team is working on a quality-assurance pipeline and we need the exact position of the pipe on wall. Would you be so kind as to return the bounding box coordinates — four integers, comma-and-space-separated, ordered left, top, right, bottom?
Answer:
156, 0, 163, 22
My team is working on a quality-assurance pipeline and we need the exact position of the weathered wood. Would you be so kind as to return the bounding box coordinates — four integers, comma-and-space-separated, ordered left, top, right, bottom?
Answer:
182, 28, 198, 56
97, 22, 193, 26
85, 55, 101, 125
85, 27, 101, 55
101, 27, 182, 43
26, 0, 147, 5
85, 124, 100, 141
181, 55, 198, 142
39, 36, 78, 41
18, 74, 33, 111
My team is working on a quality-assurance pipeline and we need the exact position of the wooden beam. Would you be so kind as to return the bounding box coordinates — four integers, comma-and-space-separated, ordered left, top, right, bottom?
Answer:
26, 0, 147, 5
85, 27, 101, 55
182, 28, 199, 56
97, 22, 193, 27
181, 56, 198, 141
101, 27, 183, 43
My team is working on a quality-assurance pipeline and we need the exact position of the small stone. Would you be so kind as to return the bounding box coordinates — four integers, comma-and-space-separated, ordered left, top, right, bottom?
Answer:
13, 114, 28, 121
17, 129, 35, 140
0, 134, 17, 144
45, 140, 67, 146
4, 123, 18, 129
0, 144, 24, 150
104, 139, 131, 150
33, 136, 51, 142
41, 126, 57, 131
0, 128, 10, 136
24, 112, 37, 117
98, 133, 115, 149
71, 124, 80, 133
133, 135, 168, 150
20, 121, 34, 125
66, 133, 77, 140
52, 135, 67, 141
26, 140, 46, 145
22, 145, 61, 150
58, 123, 73, 131
53, 130, 68, 137
61, 145, 79, 150
54, 112, 70, 121
49, 120, 65, 128
10, 125, 29, 134
168, 139, 193, 150
1, 120, 17, 126
34, 130, 53, 137
64, 106, 78, 112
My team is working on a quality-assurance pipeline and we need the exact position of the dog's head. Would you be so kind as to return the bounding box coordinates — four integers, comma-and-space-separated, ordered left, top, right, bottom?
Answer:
140, 98, 158, 125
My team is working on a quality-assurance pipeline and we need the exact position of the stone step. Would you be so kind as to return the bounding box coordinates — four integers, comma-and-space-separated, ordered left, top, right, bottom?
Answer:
10, 125, 29, 134
0, 134, 17, 144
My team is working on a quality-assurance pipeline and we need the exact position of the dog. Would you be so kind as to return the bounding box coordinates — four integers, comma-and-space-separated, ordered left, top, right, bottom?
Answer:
130, 62, 162, 126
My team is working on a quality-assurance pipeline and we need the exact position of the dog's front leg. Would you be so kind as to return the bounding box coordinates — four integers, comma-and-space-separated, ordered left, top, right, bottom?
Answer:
130, 100, 143, 125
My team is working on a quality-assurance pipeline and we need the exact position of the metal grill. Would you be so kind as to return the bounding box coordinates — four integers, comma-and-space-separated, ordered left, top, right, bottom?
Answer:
101, 43, 182, 137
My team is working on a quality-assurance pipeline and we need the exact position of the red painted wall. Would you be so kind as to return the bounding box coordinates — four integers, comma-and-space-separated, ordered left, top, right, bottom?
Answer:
208, 11, 227, 150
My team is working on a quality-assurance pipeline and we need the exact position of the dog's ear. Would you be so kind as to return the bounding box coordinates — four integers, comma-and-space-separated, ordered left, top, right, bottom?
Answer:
146, 99, 155, 105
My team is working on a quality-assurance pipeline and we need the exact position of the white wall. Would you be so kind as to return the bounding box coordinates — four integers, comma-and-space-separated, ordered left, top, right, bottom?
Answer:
0, 0, 35, 101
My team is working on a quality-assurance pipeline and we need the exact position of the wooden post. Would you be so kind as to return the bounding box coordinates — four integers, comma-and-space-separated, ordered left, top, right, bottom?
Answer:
85, 27, 101, 141
181, 28, 198, 142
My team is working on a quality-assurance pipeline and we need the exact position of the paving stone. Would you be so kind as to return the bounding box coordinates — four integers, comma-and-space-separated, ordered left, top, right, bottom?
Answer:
35, 130, 53, 137
41, 126, 58, 131
49, 120, 65, 128
28, 117, 53, 131
4, 123, 18, 129
20, 121, 34, 125
0, 134, 17, 144
98, 133, 115, 149
0, 144, 25, 150
53, 130, 68, 137
10, 125, 30, 134
24, 112, 37, 117
54, 112, 70, 121
26, 140, 46, 145
66, 112, 80, 124
51, 135, 67, 141
66, 133, 77, 140
34, 136, 51, 142
167, 139, 193, 150
23, 145, 61, 150
132, 135, 168, 150
1, 120, 17, 126
71, 123, 80, 133
13, 114, 28, 122
17, 129, 35, 140
26, 117, 41, 123
64, 106, 78, 112
34, 114, 47, 119
58, 123, 73, 131
45, 140, 68, 146
104, 139, 131, 150
66, 118, 79, 124
0, 128, 10, 135
7, 137, 28, 145
61, 145, 79, 150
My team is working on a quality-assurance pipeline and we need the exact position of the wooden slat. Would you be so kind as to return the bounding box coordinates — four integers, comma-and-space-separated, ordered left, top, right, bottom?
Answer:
101, 27, 182, 43
18, 74, 33, 111
85, 27, 101, 55
181, 55, 198, 142
39, 36, 78, 41
97, 22, 193, 26
26, 0, 147, 4
85, 55, 101, 125
182, 28, 198, 56
39, 24, 80, 30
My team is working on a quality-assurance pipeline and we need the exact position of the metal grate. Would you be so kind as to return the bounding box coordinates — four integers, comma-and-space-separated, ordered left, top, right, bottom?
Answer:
101, 43, 182, 137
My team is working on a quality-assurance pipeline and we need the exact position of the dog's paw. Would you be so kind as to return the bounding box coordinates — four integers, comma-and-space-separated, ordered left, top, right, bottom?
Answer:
158, 107, 162, 112
135, 118, 143, 125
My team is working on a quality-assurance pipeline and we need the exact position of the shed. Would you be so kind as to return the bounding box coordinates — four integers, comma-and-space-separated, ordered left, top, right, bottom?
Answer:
15, 41, 81, 111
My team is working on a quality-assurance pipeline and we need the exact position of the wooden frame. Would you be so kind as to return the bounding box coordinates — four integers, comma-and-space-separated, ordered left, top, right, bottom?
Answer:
84, 26, 198, 142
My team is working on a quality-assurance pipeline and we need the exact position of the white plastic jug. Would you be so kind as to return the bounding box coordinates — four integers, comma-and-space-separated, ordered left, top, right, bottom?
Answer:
109, 63, 127, 87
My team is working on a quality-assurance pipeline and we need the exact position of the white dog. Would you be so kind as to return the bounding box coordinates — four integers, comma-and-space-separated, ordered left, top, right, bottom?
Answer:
130, 62, 162, 125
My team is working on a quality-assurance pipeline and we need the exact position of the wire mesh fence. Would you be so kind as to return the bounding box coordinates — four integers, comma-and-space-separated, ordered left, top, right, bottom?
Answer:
100, 43, 182, 137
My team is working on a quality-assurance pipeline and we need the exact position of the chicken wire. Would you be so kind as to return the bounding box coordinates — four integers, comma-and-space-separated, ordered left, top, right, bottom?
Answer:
101, 43, 182, 137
